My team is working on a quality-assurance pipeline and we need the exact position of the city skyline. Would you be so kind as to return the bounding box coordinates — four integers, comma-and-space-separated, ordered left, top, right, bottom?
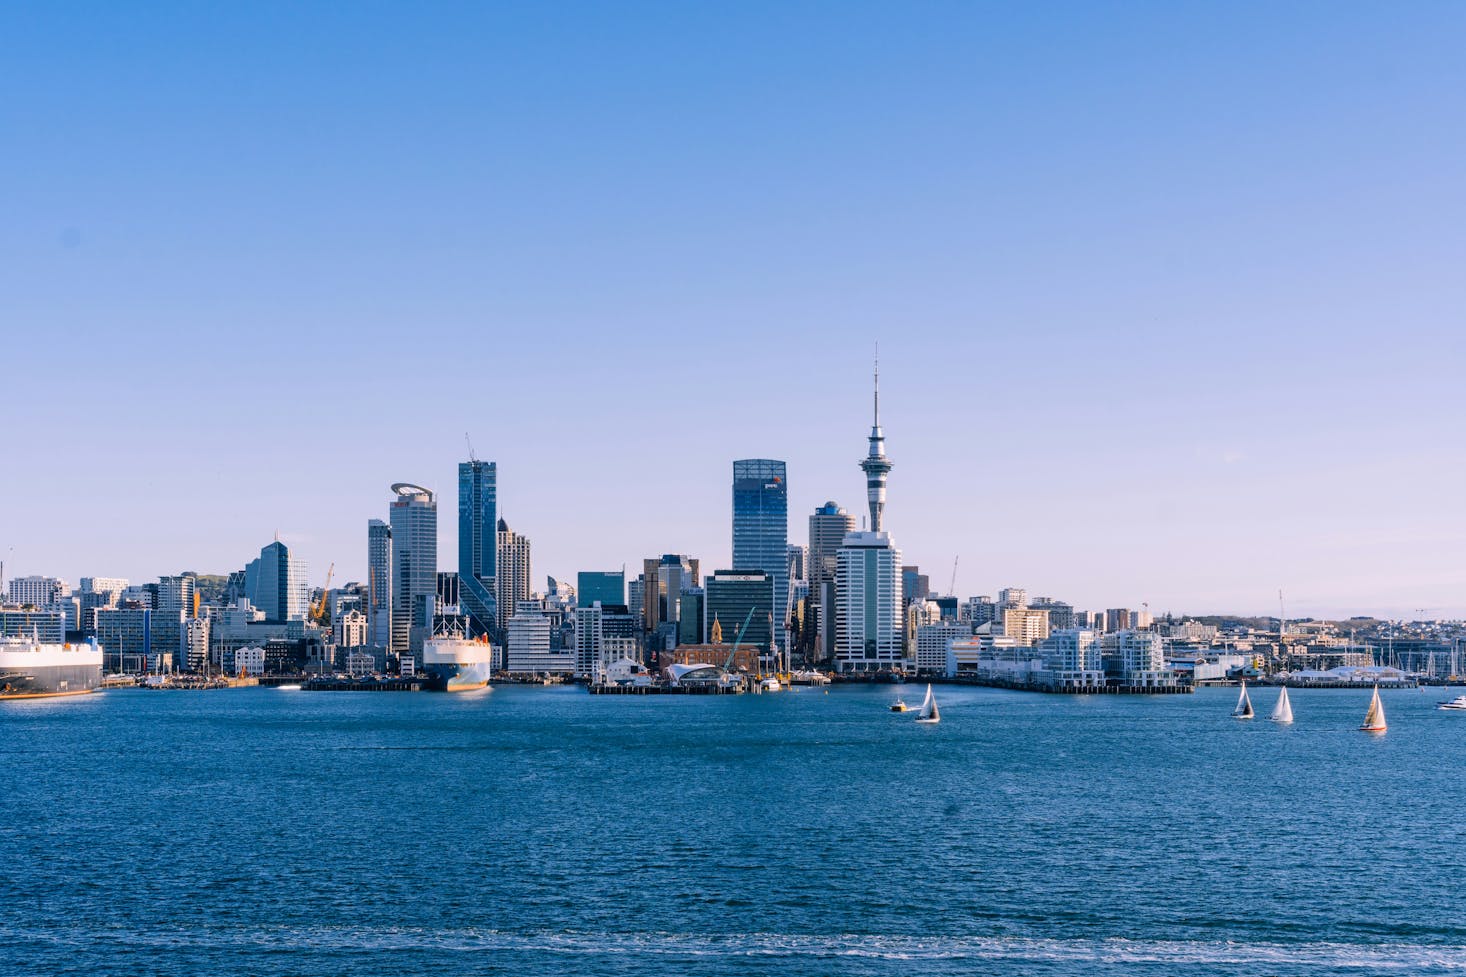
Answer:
6, 5, 1466, 620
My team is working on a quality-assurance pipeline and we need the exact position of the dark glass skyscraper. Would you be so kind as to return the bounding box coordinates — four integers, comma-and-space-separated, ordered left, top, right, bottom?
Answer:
732, 459, 788, 633
457, 460, 497, 637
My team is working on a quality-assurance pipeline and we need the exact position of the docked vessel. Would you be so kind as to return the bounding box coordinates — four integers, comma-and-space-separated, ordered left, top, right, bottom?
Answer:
0, 635, 103, 699
421, 622, 494, 693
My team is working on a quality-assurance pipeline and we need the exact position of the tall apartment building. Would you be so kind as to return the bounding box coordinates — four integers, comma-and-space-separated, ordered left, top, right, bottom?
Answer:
389, 483, 437, 657
807, 501, 855, 660
496, 518, 531, 629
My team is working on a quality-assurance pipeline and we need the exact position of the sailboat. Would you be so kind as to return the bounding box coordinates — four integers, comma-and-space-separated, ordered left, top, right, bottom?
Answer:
915, 684, 940, 724
1232, 681, 1255, 719
1360, 685, 1387, 733
1270, 686, 1293, 724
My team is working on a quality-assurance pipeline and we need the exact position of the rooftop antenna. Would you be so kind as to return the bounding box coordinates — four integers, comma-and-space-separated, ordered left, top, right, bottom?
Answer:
465, 432, 477, 464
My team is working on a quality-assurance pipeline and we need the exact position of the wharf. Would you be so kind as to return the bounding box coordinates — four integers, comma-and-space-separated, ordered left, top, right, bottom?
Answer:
587, 683, 743, 695
938, 676, 1194, 695
302, 677, 424, 692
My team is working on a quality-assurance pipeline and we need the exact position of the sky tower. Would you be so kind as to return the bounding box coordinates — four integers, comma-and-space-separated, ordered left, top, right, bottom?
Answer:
859, 356, 893, 534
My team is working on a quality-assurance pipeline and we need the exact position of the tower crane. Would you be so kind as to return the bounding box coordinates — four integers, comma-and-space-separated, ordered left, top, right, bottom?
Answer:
949, 556, 959, 598
311, 563, 335, 625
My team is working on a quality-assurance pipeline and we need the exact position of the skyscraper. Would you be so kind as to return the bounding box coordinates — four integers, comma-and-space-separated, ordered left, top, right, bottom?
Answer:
244, 541, 308, 622
704, 569, 775, 652
835, 365, 903, 671
389, 483, 437, 656
496, 518, 531, 628
458, 460, 497, 637
732, 459, 788, 636
834, 533, 904, 671
807, 501, 855, 660
367, 519, 392, 648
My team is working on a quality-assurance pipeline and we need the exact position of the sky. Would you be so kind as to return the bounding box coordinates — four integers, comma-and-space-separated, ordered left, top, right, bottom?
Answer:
3, 2, 1465, 620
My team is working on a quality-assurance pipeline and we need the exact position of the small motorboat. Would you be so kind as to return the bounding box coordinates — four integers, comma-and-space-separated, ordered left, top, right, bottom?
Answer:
890, 698, 909, 713
1436, 695, 1466, 711
276, 684, 303, 691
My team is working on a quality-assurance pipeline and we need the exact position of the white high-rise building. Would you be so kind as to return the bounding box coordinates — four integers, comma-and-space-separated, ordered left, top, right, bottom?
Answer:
8, 576, 69, 607
185, 617, 211, 672
915, 621, 968, 675
834, 531, 904, 672
495, 518, 532, 629
336, 609, 368, 649
1037, 629, 1105, 690
1103, 629, 1176, 689
574, 605, 603, 679
507, 611, 571, 675
998, 587, 1028, 609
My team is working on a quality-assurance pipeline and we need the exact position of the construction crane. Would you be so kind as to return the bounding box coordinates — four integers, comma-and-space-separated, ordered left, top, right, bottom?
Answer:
310, 563, 335, 625
723, 608, 756, 675
465, 432, 477, 463
949, 556, 959, 598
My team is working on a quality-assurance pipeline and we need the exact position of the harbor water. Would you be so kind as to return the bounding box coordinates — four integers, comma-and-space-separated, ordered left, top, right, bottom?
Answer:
3, 684, 1464, 976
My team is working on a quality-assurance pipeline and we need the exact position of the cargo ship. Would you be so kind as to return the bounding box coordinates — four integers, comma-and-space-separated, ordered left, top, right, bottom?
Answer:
421, 621, 494, 693
0, 635, 104, 699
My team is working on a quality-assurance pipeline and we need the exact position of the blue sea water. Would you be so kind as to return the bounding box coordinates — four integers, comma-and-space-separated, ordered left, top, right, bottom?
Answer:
2, 683, 1464, 976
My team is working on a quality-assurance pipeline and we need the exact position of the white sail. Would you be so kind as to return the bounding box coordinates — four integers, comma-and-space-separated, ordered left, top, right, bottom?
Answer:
1360, 686, 1386, 731
1233, 681, 1254, 719
916, 684, 939, 723
1270, 686, 1293, 724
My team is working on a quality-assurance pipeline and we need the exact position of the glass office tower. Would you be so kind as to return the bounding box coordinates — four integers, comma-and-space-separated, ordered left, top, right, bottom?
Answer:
731, 459, 788, 635
457, 460, 497, 637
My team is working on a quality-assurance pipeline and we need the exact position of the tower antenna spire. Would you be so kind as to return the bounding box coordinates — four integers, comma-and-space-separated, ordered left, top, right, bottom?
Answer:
873, 343, 880, 426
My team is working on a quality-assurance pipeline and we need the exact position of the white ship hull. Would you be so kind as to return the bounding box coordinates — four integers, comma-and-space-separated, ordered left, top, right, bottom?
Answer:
0, 639, 104, 699
421, 634, 494, 693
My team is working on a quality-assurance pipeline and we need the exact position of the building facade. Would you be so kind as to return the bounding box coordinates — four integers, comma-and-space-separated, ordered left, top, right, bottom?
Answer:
577, 571, 624, 609
367, 519, 392, 648
732, 459, 788, 636
705, 569, 775, 652
244, 541, 308, 623
458, 460, 497, 637
8, 576, 68, 608
807, 501, 856, 661
389, 483, 437, 657
496, 518, 531, 629
834, 531, 904, 671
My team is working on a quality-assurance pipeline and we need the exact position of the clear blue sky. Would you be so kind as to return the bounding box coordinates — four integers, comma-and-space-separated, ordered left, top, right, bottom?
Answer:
4, 3, 1465, 620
